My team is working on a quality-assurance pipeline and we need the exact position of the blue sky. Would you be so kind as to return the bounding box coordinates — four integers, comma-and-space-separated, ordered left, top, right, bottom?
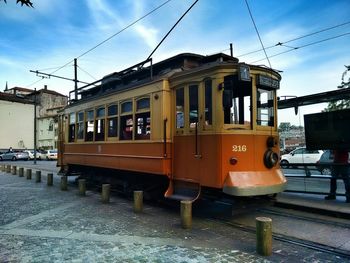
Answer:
1, 0, 349, 125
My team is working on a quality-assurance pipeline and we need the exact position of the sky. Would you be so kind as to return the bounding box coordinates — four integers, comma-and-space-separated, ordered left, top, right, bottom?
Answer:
1, 0, 349, 125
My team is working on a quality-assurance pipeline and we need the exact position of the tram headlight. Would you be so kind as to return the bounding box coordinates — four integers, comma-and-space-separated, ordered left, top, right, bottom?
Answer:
263, 150, 279, 169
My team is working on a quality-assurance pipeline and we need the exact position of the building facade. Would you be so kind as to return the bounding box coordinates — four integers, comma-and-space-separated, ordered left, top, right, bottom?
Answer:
1, 86, 67, 151
0, 92, 34, 151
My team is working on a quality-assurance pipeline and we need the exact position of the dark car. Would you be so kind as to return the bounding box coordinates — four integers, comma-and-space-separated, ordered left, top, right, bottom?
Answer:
316, 150, 350, 175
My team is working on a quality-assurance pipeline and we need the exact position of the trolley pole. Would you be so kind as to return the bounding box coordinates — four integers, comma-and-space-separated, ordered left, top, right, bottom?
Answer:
34, 88, 37, 165
74, 58, 78, 100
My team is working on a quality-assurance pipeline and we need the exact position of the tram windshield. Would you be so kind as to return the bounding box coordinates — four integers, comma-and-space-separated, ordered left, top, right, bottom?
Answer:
257, 88, 275, 127
223, 74, 252, 126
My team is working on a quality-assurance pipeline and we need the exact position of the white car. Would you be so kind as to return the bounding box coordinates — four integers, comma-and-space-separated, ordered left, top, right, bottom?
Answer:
24, 150, 42, 160
280, 147, 323, 167
42, 149, 58, 160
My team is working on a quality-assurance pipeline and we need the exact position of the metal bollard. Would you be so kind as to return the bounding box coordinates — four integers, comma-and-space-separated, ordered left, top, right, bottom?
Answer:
256, 217, 272, 256
60, 176, 68, 191
6, 165, 11, 173
47, 173, 53, 186
181, 200, 192, 229
101, 184, 110, 203
35, 171, 41, 183
133, 191, 143, 213
26, 169, 32, 180
78, 179, 86, 196
18, 167, 24, 177
12, 166, 17, 175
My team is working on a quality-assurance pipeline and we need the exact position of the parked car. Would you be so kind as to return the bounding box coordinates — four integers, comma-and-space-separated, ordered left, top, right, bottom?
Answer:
24, 150, 42, 160
316, 150, 350, 175
42, 149, 58, 160
280, 147, 323, 168
0, 151, 29, 161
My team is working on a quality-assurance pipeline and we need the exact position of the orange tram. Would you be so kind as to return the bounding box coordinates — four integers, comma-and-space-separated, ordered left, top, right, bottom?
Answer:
58, 53, 286, 201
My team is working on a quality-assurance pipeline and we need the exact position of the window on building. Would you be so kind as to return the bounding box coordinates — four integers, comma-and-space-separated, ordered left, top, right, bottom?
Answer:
107, 104, 118, 138
176, 88, 184, 129
77, 111, 84, 139
68, 113, 75, 142
95, 106, 105, 141
189, 85, 199, 129
85, 110, 94, 141
204, 79, 212, 126
135, 97, 150, 140
120, 101, 133, 140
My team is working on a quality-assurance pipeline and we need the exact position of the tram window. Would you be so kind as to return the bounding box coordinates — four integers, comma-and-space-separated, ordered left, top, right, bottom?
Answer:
176, 88, 184, 129
257, 88, 274, 126
68, 113, 75, 142
204, 79, 212, 125
120, 101, 133, 140
121, 101, 132, 113
223, 75, 251, 125
135, 97, 150, 140
120, 116, 133, 140
135, 113, 150, 140
108, 117, 118, 137
107, 104, 118, 138
77, 111, 84, 139
95, 106, 105, 141
137, 98, 150, 110
189, 85, 199, 128
85, 110, 94, 141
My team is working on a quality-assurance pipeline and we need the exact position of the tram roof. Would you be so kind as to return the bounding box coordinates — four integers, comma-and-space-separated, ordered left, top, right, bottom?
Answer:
70, 53, 239, 103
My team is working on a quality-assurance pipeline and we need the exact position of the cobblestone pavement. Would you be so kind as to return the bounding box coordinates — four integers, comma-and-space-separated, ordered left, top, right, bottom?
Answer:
0, 163, 348, 262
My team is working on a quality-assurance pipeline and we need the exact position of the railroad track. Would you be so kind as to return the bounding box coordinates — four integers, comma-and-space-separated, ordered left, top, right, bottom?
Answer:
210, 216, 350, 259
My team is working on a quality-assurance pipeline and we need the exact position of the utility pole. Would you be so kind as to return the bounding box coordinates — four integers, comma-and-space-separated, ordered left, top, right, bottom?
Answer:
74, 58, 78, 100
34, 88, 37, 165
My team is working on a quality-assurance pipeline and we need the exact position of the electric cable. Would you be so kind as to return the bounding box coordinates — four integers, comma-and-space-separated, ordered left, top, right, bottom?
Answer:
244, 0, 272, 69
251, 32, 350, 64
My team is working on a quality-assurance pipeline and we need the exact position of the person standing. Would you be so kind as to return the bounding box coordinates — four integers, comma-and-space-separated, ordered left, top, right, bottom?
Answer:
325, 149, 350, 203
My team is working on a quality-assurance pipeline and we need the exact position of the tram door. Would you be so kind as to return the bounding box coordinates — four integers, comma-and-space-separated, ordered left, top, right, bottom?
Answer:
173, 80, 218, 187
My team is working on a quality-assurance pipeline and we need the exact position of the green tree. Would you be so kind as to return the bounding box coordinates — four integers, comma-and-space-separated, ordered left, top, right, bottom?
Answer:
325, 65, 350, 111
1, 0, 33, 7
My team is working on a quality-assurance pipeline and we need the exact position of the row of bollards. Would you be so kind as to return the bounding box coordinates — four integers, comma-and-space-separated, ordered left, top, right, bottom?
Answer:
0, 164, 272, 256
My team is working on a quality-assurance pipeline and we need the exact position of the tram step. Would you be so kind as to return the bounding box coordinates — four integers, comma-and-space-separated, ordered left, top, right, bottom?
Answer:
165, 179, 201, 202
167, 194, 197, 201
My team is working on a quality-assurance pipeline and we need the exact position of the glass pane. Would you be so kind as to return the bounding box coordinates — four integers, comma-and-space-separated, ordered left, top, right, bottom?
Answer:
96, 107, 105, 118
257, 88, 274, 126
205, 79, 212, 125
108, 117, 118, 137
135, 112, 150, 140
137, 98, 150, 111
121, 101, 132, 113
120, 115, 133, 140
69, 113, 75, 124
189, 85, 198, 128
78, 112, 84, 122
95, 119, 105, 141
77, 122, 84, 139
108, 104, 118, 116
176, 88, 184, 129
86, 110, 94, 121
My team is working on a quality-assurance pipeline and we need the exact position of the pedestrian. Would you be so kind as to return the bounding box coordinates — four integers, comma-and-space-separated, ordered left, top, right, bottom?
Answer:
324, 149, 350, 203
9, 147, 13, 152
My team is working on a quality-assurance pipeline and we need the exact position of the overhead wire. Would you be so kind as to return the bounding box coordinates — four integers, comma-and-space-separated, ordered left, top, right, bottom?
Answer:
28, 0, 174, 87
77, 65, 97, 81
251, 32, 350, 64
237, 20, 350, 58
244, 0, 272, 69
